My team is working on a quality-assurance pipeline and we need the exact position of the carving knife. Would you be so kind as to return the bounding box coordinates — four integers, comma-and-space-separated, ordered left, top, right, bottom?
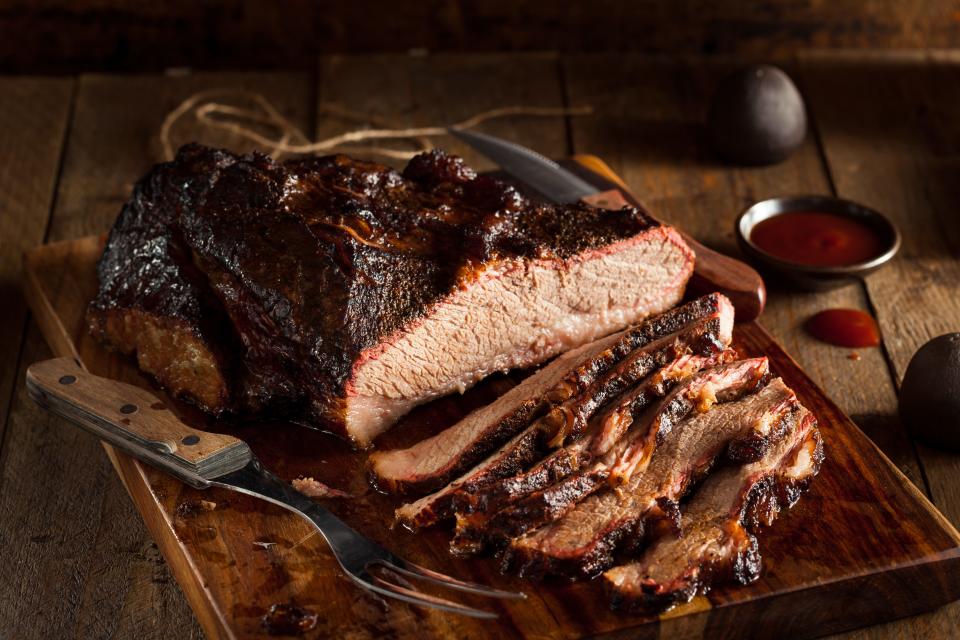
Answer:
448, 127, 766, 322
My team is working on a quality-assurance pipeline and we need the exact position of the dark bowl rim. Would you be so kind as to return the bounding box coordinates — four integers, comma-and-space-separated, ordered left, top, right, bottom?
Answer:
735, 194, 902, 277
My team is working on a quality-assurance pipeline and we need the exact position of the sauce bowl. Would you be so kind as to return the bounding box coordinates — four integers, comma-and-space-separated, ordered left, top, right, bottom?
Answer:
735, 195, 901, 291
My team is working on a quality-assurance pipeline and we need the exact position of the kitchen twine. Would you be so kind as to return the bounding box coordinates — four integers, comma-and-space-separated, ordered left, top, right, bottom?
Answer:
159, 88, 593, 162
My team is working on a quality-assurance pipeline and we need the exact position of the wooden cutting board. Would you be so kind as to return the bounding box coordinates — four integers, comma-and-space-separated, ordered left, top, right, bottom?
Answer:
21, 157, 960, 640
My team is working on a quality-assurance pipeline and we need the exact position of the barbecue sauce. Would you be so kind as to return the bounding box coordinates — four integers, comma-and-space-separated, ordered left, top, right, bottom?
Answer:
806, 309, 880, 348
750, 211, 885, 267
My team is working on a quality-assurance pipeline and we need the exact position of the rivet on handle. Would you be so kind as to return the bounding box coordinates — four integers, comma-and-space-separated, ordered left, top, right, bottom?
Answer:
181, 435, 200, 445
58, 375, 76, 385
120, 404, 138, 415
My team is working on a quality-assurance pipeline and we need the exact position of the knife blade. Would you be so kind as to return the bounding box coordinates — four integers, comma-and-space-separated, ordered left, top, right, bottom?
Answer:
449, 127, 597, 203
448, 127, 766, 322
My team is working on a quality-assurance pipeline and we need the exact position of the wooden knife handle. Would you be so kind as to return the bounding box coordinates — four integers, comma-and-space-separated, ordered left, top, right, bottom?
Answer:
577, 161, 767, 323
681, 236, 767, 323
25, 358, 251, 488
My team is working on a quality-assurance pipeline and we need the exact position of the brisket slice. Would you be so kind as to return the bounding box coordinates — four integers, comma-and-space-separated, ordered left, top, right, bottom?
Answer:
370, 293, 732, 494
538, 310, 732, 450
89, 144, 695, 446
393, 305, 733, 529
451, 357, 767, 554
590, 351, 728, 457
369, 333, 620, 495
455, 350, 735, 519
395, 426, 544, 531
502, 378, 800, 579
606, 357, 772, 486
604, 411, 822, 612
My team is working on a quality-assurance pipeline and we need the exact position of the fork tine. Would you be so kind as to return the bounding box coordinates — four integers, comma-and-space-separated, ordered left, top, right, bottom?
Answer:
357, 571, 499, 619
381, 558, 527, 600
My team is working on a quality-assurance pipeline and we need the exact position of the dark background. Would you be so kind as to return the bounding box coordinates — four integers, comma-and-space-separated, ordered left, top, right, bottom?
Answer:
3, 0, 959, 74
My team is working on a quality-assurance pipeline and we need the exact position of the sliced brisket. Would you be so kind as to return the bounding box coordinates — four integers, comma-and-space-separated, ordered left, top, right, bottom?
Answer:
450, 356, 766, 554
605, 357, 772, 486
502, 378, 800, 579
604, 410, 822, 612
538, 309, 733, 449
456, 350, 735, 520
369, 333, 621, 496
392, 298, 734, 528
89, 145, 695, 446
370, 293, 732, 494
395, 426, 544, 530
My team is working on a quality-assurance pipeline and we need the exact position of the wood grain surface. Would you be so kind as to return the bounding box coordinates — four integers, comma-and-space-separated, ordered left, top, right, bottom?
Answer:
796, 51, 960, 637
4, 52, 960, 638
0, 71, 313, 640
6, 1, 960, 73
0, 77, 72, 440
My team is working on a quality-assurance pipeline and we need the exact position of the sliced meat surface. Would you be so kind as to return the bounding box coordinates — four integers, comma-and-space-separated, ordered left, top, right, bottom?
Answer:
539, 309, 733, 449
604, 410, 822, 612
369, 334, 620, 495
451, 356, 767, 554
456, 350, 735, 520
371, 293, 733, 494
605, 357, 771, 486
502, 378, 800, 579
395, 426, 545, 530
392, 300, 734, 528
590, 351, 728, 457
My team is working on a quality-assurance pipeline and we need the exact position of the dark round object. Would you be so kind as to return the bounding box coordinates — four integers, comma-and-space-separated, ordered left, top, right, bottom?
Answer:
899, 333, 960, 451
707, 65, 807, 166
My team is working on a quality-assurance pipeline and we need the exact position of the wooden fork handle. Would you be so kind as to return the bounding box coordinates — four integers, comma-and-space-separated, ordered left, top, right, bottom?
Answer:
25, 357, 251, 488
582, 187, 766, 322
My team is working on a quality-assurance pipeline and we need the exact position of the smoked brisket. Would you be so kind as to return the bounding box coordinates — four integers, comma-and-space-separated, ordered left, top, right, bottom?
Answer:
88, 145, 695, 446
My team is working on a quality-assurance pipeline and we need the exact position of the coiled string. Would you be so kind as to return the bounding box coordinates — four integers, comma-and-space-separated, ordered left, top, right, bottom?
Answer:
159, 88, 593, 162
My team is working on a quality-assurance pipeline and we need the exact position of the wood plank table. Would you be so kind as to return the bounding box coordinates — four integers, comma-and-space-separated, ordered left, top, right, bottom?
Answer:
1, 50, 958, 638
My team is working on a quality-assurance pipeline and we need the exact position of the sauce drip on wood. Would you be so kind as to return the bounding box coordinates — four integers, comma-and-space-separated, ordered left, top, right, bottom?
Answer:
261, 603, 318, 635
750, 211, 885, 267
806, 309, 881, 348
